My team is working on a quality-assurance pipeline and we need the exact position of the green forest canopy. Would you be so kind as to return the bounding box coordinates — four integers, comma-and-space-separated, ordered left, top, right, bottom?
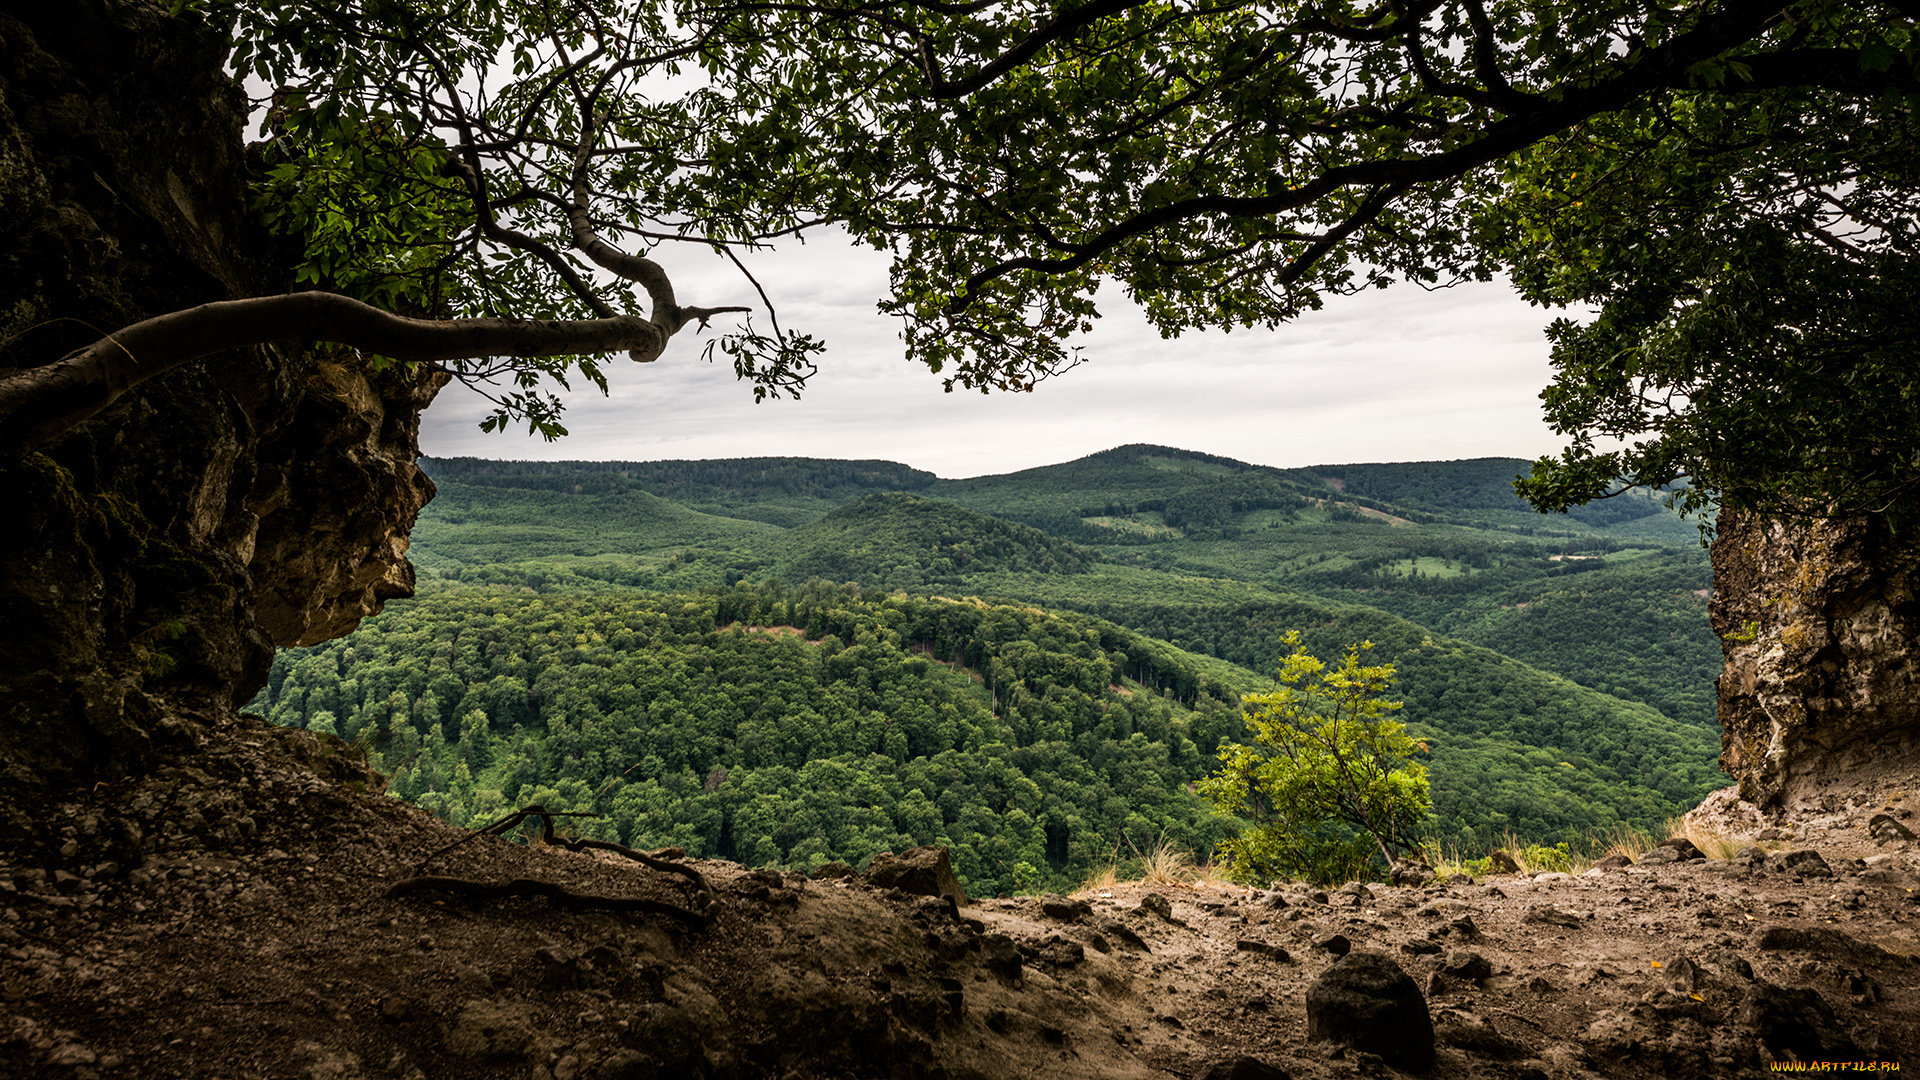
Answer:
259, 582, 1719, 891
261, 447, 1726, 889
417, 447, 1719, 728
37, 2, 1904, 524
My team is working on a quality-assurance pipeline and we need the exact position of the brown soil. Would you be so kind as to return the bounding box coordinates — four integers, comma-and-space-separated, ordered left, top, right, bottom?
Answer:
3, 714, 1916, 1079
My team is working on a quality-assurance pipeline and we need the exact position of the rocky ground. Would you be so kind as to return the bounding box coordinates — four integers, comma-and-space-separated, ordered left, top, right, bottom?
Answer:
2, 712, 1916, 1080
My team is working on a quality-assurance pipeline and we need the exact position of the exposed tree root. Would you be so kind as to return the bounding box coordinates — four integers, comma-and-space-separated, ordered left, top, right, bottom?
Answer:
383, 876, 709, 926
558, 835, 714, 899
410, 804, 598, 875
392, 804, 715, 926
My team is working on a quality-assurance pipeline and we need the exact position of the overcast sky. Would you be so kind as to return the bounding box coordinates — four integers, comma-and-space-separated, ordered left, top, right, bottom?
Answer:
417, 230, 1572, 480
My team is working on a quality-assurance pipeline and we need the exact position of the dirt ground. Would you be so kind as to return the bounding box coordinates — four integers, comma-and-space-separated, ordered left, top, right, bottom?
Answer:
2, 712, 1916, 1079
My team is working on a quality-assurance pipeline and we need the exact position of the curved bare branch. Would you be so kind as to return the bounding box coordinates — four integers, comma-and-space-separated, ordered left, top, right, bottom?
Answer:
0, 292, 671, 456
564, 108, 720, 334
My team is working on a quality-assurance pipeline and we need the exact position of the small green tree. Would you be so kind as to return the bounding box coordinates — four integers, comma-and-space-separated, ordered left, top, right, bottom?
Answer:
1199, 633, 1430, 884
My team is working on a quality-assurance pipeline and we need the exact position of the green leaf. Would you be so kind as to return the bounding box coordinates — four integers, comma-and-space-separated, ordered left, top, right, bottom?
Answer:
1860, 38, 1895, 72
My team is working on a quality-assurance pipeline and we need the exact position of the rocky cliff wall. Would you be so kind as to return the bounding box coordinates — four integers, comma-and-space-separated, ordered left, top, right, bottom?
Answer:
0, 0, 442, 826
1712, 508, 1920, 811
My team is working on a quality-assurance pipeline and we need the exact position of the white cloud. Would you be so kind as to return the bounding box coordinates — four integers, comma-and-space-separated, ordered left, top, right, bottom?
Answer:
419, 230, 1570, 477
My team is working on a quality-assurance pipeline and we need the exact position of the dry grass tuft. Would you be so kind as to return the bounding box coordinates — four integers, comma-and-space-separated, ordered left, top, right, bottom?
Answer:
1596, 821, 1659, 863
1138, 841, 1200, 885
1421, 823, 1666, 877
1417, 838, 1483, 879
1080, 862, 1120, 893
1075, 837, 1223, 895
1188, 858, 1234, 887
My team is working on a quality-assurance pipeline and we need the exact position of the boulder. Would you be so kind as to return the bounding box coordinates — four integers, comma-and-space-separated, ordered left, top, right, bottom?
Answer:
1136, 893, 1175, 921
862, 847, 971, 906
1389, 860, 1435, 887
1771, 849, 1832, 879
1738, 983, 1861, 1061
1304, 952, 1435, 1071
1682, 785, 1768, 838
979, 934, 1023, 978
1310, 933, 1352, 957
1440, 950, 1493, 981
1656, 837, 1705, 861
1867, 813, 1915, 843
1038, 893, 1091, 920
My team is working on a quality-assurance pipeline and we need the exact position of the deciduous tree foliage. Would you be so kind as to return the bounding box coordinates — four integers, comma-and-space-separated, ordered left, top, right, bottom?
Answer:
693, 0, 1917, 514
1199, 632, 1430, 882
255, 582, 1249, 894
1497, 66, 1920, 519
6, 0, 1915, 517
0, 0, 826, 449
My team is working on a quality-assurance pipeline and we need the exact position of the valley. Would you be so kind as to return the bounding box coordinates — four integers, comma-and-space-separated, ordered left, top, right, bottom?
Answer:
255, 445, 1725, 892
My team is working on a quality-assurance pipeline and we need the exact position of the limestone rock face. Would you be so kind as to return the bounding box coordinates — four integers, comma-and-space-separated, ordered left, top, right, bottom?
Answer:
1711, 509, 1920, 810
0, 0, 442, 819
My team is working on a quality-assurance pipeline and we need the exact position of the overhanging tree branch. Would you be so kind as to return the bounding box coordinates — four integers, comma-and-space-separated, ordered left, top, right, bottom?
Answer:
0, 293, 685, 456
942, 0, 1788, 310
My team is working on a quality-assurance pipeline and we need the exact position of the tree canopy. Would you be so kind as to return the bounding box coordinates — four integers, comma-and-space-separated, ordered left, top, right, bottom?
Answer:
6, 0, 1914, 515
1198, 632, 1431, 882
693, 0, 1917, 516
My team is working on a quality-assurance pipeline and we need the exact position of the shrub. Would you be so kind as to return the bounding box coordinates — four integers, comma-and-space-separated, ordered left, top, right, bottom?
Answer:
1199, 632, 1430, 884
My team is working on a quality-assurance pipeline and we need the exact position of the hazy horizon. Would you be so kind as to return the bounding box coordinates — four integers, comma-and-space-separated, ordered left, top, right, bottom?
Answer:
419, 230, 1571, 480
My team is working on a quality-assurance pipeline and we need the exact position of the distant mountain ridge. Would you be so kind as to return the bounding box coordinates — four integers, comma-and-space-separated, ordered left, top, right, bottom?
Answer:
271, 443, 1732, 866
424, 443, 1691, 541
426, 454, 937, 497
412, 443, 1716, 732
424, 454, 938, 528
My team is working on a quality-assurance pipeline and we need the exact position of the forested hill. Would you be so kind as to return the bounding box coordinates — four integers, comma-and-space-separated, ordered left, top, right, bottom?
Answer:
256, 585, 1250, 896
1315, 458, 1695, 535
920, 444, 1694, 542
254, 444, 1733, 893
929, 443, 1322, 543
773, 493, 1102, 584
413, 446, 1717, 728
257, 581, 1718, 895
980, 575, 1721, 837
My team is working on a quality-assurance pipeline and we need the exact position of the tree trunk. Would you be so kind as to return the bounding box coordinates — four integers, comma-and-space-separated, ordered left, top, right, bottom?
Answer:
0, 0, 443, 830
